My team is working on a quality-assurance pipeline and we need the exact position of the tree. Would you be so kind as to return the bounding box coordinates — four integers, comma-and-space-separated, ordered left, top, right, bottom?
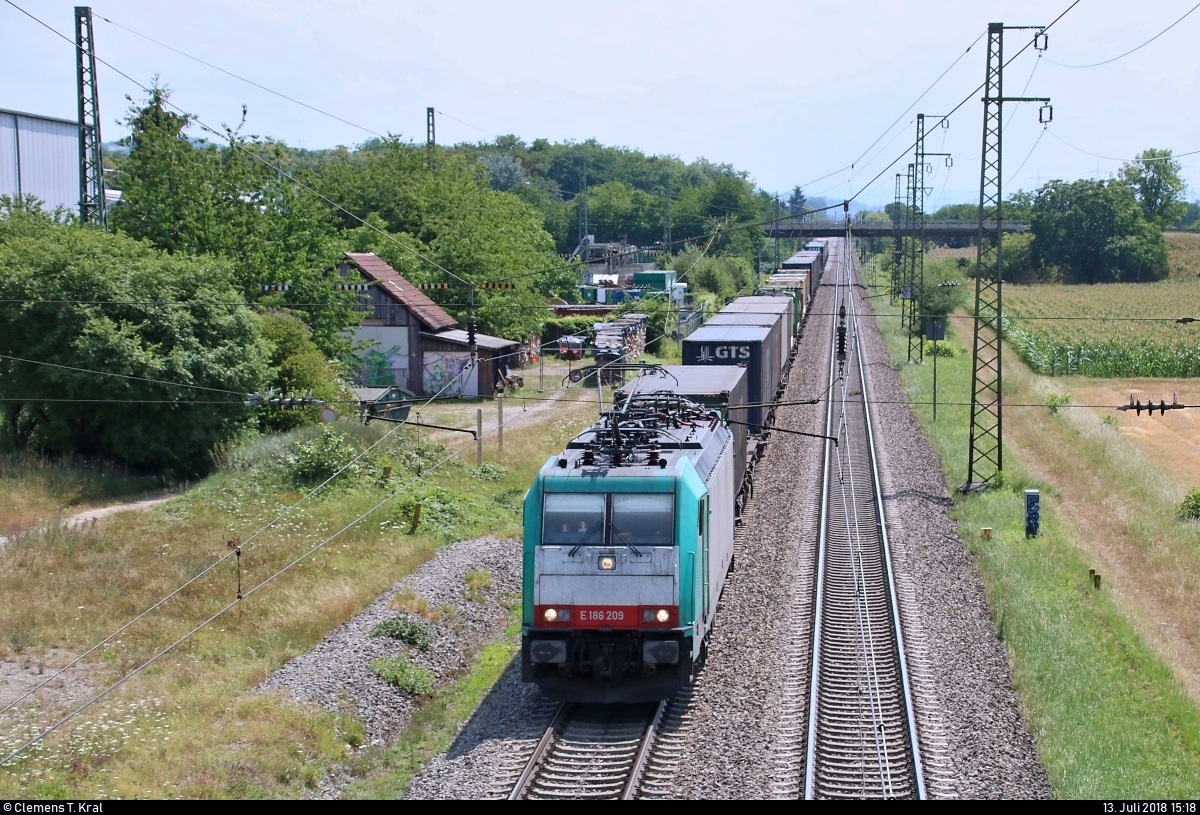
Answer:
0, 209, 271, 476
111, 86, 357, 357
919, 258, 968, 317
583, 181, 663, 246
258, 311, 349, 431
932, 202, 977, 221
786, 186, 807, 216
481, 153, 527, 191
1179, 201, 1200, 229
1119, 148, 1186, 227
1031, 178, 1168, 283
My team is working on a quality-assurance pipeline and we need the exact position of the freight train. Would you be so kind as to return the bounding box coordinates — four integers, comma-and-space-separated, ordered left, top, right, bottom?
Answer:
520, 240, 831, 702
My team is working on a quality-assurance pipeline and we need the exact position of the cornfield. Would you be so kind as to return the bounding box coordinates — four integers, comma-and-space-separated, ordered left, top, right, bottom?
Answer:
1002, 280, 1200, 377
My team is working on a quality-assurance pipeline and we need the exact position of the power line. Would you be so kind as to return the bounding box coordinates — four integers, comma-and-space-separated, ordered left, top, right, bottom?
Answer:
1043, 129, 1200, 163
847, 1, 1082, 203
435, 109, 497, 139
0, 353, 248, 396
0, 341, 664, 763
1, 0, 470, 288
1006, 125, 1049, 188
1044, 2, 1200, 68
96, 14, 385, 139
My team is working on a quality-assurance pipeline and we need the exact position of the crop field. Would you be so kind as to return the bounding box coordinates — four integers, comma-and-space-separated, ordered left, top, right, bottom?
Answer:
1004, 279, 1200, 378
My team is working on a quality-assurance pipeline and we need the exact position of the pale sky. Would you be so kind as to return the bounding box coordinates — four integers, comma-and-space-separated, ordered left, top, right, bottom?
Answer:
3, 0, 1199, 209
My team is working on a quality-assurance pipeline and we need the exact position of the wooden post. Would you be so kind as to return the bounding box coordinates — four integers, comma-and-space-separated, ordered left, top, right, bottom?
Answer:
410, 503, 422, 533
498, 396, 504, 452
476, 408, 483, 466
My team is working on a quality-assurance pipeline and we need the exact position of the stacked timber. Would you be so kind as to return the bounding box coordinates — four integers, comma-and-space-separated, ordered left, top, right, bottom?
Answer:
592, 313, 649, 361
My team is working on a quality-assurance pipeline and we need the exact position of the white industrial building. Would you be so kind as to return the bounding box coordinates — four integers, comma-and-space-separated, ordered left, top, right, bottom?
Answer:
0, 107, 81, 213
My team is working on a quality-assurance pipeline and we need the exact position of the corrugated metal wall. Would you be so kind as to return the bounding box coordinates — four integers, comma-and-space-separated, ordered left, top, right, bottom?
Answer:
0, 109, 80, 213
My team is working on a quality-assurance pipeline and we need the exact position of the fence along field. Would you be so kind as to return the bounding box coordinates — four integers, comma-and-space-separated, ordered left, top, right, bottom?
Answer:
1003, 279, 1200, 378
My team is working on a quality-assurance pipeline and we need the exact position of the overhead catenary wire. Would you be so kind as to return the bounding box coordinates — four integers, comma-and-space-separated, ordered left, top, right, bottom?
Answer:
1044, 2, 1200, 68
96, 14, 386, 139
0, 355, 482, 722
0, 332, 667, 735
2, 0, 470, 288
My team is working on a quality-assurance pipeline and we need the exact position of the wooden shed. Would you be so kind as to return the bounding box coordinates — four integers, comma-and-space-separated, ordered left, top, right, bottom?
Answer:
339, 252, 517, 397
419, 329, 520, 397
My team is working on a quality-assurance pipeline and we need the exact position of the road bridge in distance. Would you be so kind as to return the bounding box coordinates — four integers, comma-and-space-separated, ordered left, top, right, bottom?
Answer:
766, 219, 1031, 238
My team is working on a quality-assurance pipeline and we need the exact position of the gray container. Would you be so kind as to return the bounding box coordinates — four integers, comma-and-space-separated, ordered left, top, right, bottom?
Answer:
616, 365, 750, 488
722, 296, 794, 357
683, 324, 780, 434
706, 312, 786, 367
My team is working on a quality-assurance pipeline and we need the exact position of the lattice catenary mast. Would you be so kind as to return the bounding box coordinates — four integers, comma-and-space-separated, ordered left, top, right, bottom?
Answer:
906, 113, 951, 364
75, 6, 105, 226
962, 22, 1051, 491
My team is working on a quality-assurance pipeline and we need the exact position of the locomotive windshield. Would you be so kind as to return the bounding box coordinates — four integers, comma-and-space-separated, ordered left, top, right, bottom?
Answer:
542, 494, 606, 546
611, 494, 674, 547
541, 493, 675, 547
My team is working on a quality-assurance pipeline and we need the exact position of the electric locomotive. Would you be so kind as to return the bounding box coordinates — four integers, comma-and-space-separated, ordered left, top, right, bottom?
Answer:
521, 392, 736, 702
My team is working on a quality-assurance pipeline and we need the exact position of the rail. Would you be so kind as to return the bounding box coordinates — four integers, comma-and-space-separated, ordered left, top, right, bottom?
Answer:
803, 237, 925, 799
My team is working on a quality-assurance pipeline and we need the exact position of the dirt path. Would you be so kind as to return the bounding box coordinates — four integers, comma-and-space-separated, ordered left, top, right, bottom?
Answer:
0, 490, 177, 548
61, 491, 175, 528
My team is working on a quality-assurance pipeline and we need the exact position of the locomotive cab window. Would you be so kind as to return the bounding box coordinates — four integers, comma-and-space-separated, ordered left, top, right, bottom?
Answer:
542, 494, 606, 546
611, 494, 674, 547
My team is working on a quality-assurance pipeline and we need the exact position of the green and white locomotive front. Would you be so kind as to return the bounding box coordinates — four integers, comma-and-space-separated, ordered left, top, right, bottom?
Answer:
521, 402, 734, 703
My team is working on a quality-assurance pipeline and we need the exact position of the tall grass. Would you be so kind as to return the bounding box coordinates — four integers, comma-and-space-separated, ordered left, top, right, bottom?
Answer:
0, 453, 166, 536
0, 398, 597, 799
873, 283, 1200, 797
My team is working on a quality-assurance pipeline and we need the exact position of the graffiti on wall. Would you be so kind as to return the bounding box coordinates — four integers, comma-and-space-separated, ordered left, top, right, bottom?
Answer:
422, 351, 476, 396
360, 345, 410, 389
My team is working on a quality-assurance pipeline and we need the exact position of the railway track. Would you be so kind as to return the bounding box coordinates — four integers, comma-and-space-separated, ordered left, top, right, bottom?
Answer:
803, 237, 925, 799
505, 700, 670, 800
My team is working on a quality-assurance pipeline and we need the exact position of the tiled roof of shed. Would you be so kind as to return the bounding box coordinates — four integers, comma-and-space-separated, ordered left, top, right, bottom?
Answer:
343, 252, 458, 332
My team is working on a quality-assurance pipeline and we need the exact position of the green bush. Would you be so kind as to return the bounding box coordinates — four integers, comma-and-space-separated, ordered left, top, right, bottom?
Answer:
469, 462, 508, 481
284, 426, 362, 485
923, 340, 957, 358
393, 485, 471, 539
370, 654, 434, 695
1046, 393, 1074, 415
0, 202, 271, 477
1177, 488, 1200, 521
368, 616, 435, 651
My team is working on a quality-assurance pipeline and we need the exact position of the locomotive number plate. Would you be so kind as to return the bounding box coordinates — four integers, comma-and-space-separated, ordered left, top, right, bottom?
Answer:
575, 606, 639, 630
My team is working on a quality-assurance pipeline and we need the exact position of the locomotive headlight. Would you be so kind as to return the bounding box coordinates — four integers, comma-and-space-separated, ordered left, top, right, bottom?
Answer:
543, 607, 570, 623
599, 556, 615, 571
655, 608, 670, 623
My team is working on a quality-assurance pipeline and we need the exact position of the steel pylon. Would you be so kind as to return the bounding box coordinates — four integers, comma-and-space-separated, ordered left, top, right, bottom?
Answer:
962, 22, 1050, 491
75, 6, 104, 226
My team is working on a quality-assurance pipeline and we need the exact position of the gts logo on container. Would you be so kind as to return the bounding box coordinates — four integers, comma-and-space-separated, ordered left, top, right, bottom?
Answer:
696, 345, 751, 362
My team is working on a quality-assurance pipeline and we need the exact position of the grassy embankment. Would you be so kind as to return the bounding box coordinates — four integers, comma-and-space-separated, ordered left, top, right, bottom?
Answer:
0, 455, 166, 539
871, 280, 1200, 798
0, 387, 597, 799
1166, 231, 1200, 280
